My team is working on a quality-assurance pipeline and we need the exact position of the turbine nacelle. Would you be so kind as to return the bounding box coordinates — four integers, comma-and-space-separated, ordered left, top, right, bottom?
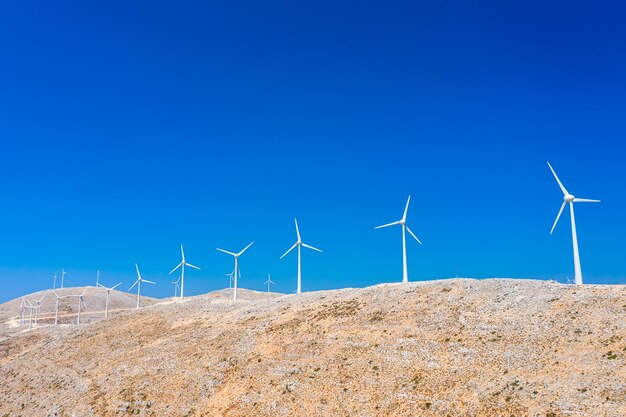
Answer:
564, 194, 575, 202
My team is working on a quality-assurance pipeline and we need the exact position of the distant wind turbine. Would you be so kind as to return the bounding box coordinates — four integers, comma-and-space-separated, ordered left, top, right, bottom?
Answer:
375, 195, 422, 283
280, 219, 322, 294
216, 242, 254, 302
24, 299, 34, 330
61, 269, 67, 289
171, 276, 181, 298
547, 161, 600, 285
18, 299, 26, 326
31, 294, 46, 324
52, 290, 69, 325
169, 245, 201, 300
97, 281, 122, 318
96, 270, 100, 287
53, 272, 57, 290
129, 263, 155, 309
70, 290, 87, 324
264, 273, 275, 293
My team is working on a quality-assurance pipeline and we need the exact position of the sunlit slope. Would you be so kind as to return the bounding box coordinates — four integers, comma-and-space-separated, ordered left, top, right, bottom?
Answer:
0, 279, 624, 416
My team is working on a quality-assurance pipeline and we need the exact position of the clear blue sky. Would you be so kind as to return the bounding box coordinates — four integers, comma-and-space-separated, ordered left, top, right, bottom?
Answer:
1, 1, 625, 302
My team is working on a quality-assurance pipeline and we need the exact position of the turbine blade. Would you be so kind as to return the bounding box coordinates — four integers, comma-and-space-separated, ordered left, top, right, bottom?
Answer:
180, 244, 185, 262
185, 262, 201, 270
143, 279, 156, 285
295, 218, 301, 241
169, 262, 183, 275
302, 243, 323, 253
547, 161, 569, 196
216, 248, 237, 256
550, 201, 567, 235
111, 282, 122, 290
280, 242, 298, 259
128, 280, 138, 291
135, 263, 142, 280
406, 226, 422, 244
237, 242, 254, 257
402, 195, 411, 221
375, 220, 401, 229
573, 198, 601, 203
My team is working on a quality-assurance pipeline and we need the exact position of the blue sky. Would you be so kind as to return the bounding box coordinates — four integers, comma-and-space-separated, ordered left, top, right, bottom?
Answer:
1, 1, 625, 302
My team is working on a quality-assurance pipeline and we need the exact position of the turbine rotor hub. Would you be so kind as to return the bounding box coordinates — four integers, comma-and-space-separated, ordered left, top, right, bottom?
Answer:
565, 194, 575, 202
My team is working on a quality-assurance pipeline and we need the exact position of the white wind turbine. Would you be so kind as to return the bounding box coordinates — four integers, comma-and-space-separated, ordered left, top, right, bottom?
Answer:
96, 270, 100, 287
547, 161, 600, 285
280, 219, 322, 294
375, 195, 422, 283
24, 300, 34, 330
18, 299, 26, 326
31, 294, 46, 324
70, 290, 87, 324
129, 263, 155, 309
171, 276, 181, 298
97, 281, 122, 318
216, 242, 254, 302
226, 268, 236, 289
61, 269, 67, 288
53, 272, 57, 290
264, 273, 275, 293
169, 245, 201, 300
52, 290, 69, 325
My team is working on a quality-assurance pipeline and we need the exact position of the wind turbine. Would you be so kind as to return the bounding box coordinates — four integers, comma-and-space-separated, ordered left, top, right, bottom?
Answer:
97, 281, 122, 318
129, 263, 155, 309
18, 299, 26, 325
53, 272, 57, 290
25, 300, 34, 330
375, 195, 422, 283
216, 242, 254, 302
61, 269, 67, 288
70, 290, 87, 324
171, 276, 181, 298
264, 273, 275, 293
31, 294, 46, 324
226, 268, 236, 289
280, 219, 322, 294
169, 245, 201, 300
96, 270, 100, 287
52, 290, 69, 325
547, 161, 600, 285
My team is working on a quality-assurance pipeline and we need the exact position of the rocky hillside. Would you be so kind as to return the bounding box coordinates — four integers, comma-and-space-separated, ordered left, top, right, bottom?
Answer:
0, 279, 625, 416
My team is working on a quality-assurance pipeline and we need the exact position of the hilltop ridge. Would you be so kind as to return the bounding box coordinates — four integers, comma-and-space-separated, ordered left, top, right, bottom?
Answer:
0, 278, 625, 416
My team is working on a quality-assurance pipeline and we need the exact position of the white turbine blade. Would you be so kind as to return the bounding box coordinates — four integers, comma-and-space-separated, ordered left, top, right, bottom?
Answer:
111, 282, 122, 290
573, 198, 601, 203
169, 262, 183, 275
280, 242, 298, 259
550, 201, 567, 235
185, 262, 201, 270
80, 290, 86, 297
294, 218, 301, 241
52, 290, 59, 297
237, 242, 254, 257
402, 195, 411, 221
216, 248, 237, 256
143, 279, 156, 285
406, 226, 422, 244
547, 161, 568, 196
128, 280, 139, 291
302, 243, 323, 253
135, 263, 142, 280
180, 244, 185, 262
375, 220, 401, 229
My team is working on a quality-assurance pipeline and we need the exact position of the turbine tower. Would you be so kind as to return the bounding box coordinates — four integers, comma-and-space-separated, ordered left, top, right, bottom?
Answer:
72, 290, 87, 324
375, 195, 422, 283
547, 161, 600, 285
52, 290, 69, 325
169, 245, 201, 300
171, 276, 181, 298
264, 273, 275, 293
280, 219, 322, 294
216, 242, 254, 302
97, 281, 122, 318
129, 263, 156, 309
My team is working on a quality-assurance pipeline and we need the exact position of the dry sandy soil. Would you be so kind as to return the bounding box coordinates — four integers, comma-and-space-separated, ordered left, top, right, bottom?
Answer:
0, 279, 625, 416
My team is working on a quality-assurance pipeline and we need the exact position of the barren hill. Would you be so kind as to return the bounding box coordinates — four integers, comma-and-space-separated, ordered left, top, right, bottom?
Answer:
1, 279, 625, 416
